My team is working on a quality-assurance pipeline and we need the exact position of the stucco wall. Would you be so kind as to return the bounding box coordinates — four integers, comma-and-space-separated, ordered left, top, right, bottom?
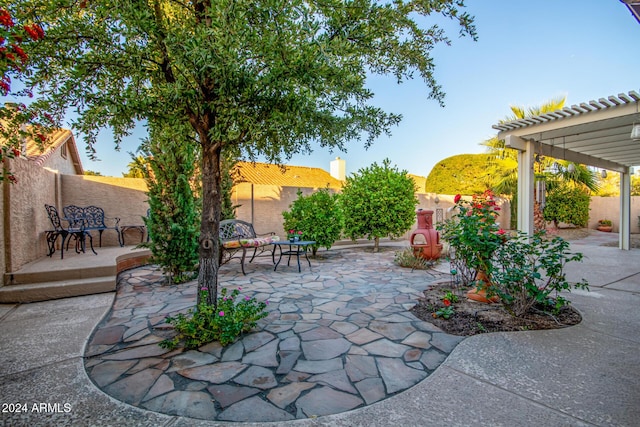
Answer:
232, 183, 319, 237
588, 196, 640, 233
1, 169, 149, 274
60, 175, 149, 246
42, 142, 77, 175
4, 157, 59, 273
1, 174, 5, 280
231, 185, 511, 242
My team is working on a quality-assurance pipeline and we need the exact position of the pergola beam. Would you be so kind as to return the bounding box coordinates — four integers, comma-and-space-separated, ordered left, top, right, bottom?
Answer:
536, 143, 628, 173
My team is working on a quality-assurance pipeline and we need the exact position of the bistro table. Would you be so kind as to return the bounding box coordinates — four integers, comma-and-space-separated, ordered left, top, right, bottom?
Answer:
271, 240, 315, 272
119, 225, 146, 245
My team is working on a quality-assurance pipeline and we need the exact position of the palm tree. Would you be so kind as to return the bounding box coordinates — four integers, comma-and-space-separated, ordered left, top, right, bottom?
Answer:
122, 155, 149, 178
483, 96, 599, 230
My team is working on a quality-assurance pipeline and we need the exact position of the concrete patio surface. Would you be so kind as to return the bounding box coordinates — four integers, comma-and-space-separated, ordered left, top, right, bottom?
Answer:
0, 232, 638, 426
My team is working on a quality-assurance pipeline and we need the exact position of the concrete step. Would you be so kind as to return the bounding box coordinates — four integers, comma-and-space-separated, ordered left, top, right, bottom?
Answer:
4, 265, 116, 286
0, 276, 116, 303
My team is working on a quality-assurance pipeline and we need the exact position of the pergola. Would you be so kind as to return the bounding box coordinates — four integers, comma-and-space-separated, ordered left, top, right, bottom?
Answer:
493, 90, 640, 250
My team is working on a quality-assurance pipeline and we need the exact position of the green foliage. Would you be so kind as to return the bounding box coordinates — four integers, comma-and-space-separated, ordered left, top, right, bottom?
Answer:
221, 154, 239, 221
482, 97, 600, 226
393, 247, 432, 270
440, 188, 589, 318
490, 232, 589, 317
282, 188, 343, 256
438, 190, 505, 279
122, 155, 148, 178
424, 154, 492, 195
1, 9, 52, 185
543, 186, 590, 227
142, 121, 200, 284
1, 103, 55, 184
160, 287, 268, 349
434, 306, 455, 319
6, 0, 475, 306
341, 159, 418, 251
83, 170, 103, 176
442, 291, 459, 304
0, 144, 21, 184
595, 172, 640, 197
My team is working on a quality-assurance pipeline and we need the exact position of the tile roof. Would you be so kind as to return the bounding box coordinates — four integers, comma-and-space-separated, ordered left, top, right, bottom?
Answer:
234, 161, 343, 189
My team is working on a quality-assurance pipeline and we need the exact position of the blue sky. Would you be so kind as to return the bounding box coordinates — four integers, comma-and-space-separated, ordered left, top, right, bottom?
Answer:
72, 0, 640, 177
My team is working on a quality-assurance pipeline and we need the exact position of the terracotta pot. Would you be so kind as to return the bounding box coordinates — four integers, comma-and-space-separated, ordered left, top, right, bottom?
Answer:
597, 225, 612, 232
466, 270, 500, 303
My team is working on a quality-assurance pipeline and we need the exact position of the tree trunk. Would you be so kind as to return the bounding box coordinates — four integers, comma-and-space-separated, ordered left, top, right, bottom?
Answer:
197, 139, 223, 309
373, 236, 379, 252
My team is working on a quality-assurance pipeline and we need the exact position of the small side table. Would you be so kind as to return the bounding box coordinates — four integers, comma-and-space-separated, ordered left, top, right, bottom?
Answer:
119, 225, 146, 245
271, 241, 315, 272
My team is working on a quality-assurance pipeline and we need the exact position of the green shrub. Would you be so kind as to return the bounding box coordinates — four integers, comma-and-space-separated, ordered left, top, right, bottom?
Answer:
142, 122, 200, 285
490, 232, 589, 317
424, 153, 492, 195
282, 188, 343, 256
341, 159, 418, 251
159, 287, 268, 349
543, 186, 590, 227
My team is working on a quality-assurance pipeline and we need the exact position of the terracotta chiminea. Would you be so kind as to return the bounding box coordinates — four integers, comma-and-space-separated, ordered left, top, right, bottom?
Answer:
410, 209, 442, 260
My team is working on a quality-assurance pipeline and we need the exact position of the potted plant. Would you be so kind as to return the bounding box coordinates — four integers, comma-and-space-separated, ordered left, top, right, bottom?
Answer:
597, 219, 613, 232
288, 229, 303, 242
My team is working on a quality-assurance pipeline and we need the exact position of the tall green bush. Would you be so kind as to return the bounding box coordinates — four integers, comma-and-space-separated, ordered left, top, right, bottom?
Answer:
221, 154, 239, 221
341, 159, 418, 251
282, 188, 343, 256
543, 186, 590, 227
142, 122, 200, 284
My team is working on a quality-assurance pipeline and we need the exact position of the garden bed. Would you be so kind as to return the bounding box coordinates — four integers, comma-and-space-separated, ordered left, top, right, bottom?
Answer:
410, 282, 582, 336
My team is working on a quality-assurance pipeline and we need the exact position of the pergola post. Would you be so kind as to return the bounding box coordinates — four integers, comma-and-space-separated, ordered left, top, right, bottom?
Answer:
620, 170, 631, 250
506, 135, 535, 236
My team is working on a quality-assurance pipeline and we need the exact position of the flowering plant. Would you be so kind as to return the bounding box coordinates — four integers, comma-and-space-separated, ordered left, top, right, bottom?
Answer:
438, 190, 506, 284
1, 8, 44, 95
1, 9, 52, 184
287, 229, 303, 240
160, 287, 268, 349
597, 219, 612, 226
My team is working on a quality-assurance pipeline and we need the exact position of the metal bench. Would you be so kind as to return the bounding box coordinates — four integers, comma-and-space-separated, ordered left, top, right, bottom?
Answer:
63, 205, 122, 247
219, 219, 279, 275
44, 204, 96, 258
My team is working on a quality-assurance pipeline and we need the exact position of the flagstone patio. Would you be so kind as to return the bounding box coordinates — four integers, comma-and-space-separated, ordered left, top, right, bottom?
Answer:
84, 245, 463, 422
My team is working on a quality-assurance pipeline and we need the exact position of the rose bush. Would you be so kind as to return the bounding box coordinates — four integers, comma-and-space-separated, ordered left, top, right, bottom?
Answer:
438, 189, 505, 284
438, 189, 589, 318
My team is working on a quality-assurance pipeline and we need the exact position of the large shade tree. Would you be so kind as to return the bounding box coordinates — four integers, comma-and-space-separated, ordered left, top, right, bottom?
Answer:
6, 0, 476, 306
